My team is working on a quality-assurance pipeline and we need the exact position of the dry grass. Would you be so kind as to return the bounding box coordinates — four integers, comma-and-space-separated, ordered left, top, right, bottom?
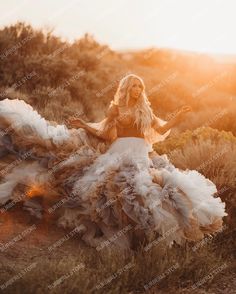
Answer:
0, 217, 234, 294
0, 127, 235, 293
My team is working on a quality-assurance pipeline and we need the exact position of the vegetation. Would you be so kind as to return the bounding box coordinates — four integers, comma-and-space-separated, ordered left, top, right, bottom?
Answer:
0, 22, 235, 293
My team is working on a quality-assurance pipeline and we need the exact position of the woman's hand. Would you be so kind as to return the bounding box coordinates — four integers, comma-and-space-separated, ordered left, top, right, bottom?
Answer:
67, 117, 85, 129
179, 105, 192, 114
176, 105, 192, 121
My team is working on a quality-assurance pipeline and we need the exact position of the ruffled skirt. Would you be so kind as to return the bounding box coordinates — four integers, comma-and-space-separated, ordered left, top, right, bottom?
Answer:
58, 136, 227, 250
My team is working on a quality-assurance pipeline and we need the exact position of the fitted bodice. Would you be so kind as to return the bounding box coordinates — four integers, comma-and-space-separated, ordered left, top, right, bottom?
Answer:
115, 105, 136, 127
114, 105, 144, 138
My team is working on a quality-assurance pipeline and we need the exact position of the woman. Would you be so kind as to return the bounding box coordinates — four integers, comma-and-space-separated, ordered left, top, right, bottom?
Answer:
68, 73, 178, 145
62, 73, 227, 250
0, 74, 227, 251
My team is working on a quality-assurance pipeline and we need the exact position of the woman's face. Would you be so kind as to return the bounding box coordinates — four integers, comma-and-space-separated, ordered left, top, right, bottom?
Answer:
129, 78, 143, 100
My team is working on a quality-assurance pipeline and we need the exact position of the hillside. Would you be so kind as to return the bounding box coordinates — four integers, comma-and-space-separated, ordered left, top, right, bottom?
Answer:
0, 22, 235, 294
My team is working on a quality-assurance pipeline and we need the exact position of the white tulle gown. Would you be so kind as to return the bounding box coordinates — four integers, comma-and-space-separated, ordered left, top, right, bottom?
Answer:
0, 98, 227, 250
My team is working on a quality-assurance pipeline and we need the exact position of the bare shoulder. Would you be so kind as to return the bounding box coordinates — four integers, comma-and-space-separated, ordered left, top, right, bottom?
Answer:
106, 102, 119, 117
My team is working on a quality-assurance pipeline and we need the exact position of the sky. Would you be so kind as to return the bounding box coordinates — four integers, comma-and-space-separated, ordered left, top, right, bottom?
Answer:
0, 0, 236, 55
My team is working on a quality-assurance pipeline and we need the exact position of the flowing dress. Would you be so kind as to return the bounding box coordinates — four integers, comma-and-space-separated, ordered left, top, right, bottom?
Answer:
0, 98, 227, 250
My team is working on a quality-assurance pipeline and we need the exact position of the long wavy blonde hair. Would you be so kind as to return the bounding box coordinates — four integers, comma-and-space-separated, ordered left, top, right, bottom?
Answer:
110, 73, 155, 135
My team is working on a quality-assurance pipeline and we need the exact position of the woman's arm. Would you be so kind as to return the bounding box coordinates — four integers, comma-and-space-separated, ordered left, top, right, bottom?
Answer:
68, 103, 119, 141
68, 118, 111, 140
152, 106, 192, 135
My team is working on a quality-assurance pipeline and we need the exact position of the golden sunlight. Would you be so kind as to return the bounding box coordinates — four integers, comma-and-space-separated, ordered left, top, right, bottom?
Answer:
0, 0, 235, 55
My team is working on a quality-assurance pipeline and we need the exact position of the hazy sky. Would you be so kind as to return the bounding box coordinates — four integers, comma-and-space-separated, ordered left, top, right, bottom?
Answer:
0, 0, 236, 54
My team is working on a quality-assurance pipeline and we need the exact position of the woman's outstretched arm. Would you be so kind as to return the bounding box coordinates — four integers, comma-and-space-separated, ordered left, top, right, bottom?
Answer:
74, 119, 108, 140
152, 105, 192, 134
68, 103, 119, 141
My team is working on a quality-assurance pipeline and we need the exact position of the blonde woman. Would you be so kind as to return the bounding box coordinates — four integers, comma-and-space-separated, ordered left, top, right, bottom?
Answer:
0, 74, 227, 251
65, 73, 226, 249
69, 73, 183, 144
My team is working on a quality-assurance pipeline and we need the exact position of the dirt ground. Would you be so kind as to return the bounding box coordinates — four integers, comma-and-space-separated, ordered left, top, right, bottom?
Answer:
0, 205, 235, 294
